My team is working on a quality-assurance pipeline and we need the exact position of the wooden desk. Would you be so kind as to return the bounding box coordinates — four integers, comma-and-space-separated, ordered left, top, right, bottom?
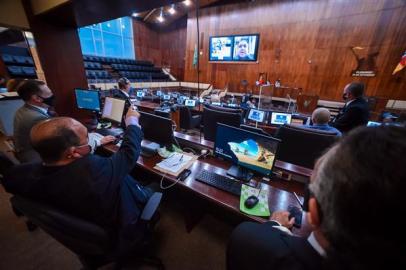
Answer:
103, 140, 312, 237
173, 131, 313, 179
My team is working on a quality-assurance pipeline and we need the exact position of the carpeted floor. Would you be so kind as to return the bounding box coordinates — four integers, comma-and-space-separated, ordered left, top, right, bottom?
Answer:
0, 184, 234, 270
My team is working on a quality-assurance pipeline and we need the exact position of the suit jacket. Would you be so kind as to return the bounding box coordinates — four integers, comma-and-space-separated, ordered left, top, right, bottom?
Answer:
227, 222, 322, 270
331, 97, 369, 133
13, 104, 50, 163
4, 125, 152, 233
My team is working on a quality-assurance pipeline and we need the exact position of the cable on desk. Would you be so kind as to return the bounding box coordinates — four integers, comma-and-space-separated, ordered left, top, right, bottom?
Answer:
159, 172, 181, 190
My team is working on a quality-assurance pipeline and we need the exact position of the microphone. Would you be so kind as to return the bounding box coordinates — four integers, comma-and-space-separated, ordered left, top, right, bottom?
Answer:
286, 94, 292, 112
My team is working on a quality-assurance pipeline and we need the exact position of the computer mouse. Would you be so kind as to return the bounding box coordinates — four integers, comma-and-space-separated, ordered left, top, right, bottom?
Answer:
244, 195, 259, 209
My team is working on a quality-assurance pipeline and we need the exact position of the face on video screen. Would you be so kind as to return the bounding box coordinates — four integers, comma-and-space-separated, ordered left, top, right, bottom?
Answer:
233, 36, 257, 61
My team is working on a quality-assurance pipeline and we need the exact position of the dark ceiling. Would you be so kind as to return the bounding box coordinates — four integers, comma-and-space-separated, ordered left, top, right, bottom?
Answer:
37, 0, 246, 28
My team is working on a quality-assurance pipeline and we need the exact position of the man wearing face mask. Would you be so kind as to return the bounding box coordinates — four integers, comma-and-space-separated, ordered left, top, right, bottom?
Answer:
13, 79, 114, 163
4, 109, 155, 249
330, 82, 369, 133
13, 80, 56, 162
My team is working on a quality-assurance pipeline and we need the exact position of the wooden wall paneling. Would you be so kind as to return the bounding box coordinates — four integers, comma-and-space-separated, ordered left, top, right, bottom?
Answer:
184, 0, 406, 101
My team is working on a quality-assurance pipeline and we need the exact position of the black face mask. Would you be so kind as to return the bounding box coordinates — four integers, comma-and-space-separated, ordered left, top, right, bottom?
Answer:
39, 95, 55, 106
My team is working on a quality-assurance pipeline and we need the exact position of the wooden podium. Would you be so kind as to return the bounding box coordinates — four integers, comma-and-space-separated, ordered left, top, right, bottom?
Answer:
296, 94, 319, 115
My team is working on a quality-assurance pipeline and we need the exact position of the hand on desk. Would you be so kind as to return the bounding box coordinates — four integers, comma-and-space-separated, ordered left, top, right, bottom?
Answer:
100, 135, 116, 145
271, 211, 295, 229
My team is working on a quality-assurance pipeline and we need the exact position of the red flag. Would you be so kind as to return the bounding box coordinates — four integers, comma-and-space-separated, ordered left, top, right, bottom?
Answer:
392, 51, 406, 75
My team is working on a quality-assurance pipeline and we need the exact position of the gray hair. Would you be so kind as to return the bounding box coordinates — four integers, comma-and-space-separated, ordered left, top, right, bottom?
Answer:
309, 126, 406, 269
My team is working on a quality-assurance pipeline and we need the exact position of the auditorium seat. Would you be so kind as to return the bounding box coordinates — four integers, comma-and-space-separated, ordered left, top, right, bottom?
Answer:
2, 54, 15, 64
274, 124, 339, 169
7, 66, 24, 76
22, 67, 36, 77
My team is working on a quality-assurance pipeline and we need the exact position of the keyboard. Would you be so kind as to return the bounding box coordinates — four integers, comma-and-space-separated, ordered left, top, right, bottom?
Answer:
195, 170, 242, 196
96, 128, 123, 137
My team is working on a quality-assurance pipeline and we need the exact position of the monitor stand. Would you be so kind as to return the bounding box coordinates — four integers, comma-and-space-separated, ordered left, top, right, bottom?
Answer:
226, 165, 253, 182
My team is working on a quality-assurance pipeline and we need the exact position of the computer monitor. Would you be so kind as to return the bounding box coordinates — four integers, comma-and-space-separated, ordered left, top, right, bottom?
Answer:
101, 97, 125, 123
367, 121, 382, 127
270, 112, 292, 125
156, 90, 162, 96
74, 88, 101, 112
212, 102, 221, 106
185, 99, 196, 107
247, 109, 265, 122
199, 98, 204, 103
139, 111, 174, 147
163, 94, 171, 100
136, 91, 144, 98
215, 123, 280, 180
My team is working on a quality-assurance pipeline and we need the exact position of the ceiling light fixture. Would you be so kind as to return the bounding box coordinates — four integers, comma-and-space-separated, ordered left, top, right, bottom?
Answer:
168, 4, 176, 15
131, 12, 139, 17
183, 0, 191, 6
157, 8, 165, 23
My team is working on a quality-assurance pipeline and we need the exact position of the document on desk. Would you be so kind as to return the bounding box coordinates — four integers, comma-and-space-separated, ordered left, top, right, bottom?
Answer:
154, 152, 197, 177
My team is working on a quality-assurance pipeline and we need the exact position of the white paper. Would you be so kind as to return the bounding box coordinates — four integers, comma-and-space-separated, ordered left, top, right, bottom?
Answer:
155, 153, 193, 174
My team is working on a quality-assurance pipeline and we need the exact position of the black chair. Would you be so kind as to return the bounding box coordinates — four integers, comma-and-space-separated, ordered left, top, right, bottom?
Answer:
274, 124, 339, 169
10, 193, 163, 270
179, 106, 201, 131
203, 107, 242, 141
240, 124, 269, 136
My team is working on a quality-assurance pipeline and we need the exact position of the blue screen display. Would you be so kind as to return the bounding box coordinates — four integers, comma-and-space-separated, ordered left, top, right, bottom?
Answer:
75, 89, 100, 111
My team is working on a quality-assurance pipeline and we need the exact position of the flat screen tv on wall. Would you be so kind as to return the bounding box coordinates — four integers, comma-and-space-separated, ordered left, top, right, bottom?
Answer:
209, 34, 260, 62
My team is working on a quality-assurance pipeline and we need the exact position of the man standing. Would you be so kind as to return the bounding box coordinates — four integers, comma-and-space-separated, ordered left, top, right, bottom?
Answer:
331, 82, 369, 132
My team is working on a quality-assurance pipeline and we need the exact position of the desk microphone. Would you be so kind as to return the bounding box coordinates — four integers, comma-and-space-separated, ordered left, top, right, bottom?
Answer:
286, 94, 292, 113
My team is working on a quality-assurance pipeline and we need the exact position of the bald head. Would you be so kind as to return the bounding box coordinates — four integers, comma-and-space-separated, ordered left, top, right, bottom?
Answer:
312, 108, 331, 125
31, 117, 88, 163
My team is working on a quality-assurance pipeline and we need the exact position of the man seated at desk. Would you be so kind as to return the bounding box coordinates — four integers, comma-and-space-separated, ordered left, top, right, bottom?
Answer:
304, 108, 342, 136
227, 125, 405, 270
14, 79, 114, 163
4, 108, 155, 252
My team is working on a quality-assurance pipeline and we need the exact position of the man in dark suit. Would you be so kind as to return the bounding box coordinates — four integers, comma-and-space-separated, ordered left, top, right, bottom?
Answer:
331, 82, 369, 132
4, 108, 155, 251
114, 77, 133, 111
13, 79, 114, 163
227, 126, 406, 270
13, 80, 54, 162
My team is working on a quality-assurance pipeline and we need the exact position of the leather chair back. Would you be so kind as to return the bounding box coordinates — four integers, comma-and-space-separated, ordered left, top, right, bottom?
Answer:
275, 124, 338, 169
179, 106, 192, 129
10, 196, 112, 256
203, 107, 242, 141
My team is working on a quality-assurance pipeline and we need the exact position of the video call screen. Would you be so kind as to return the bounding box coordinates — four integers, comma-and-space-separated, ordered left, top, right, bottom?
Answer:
209, 34, 259, 62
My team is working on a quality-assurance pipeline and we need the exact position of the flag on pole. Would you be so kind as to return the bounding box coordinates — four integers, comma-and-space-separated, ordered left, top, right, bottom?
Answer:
392, 51, 406, 75
192, 44, 198, 69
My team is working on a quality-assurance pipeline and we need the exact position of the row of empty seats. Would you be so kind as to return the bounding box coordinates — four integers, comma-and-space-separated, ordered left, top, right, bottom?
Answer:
111, 64, 161, 72
7, 66, 36, 77
84, 61, 103, 70
2, 54, 34, 66
85, 70, 111, 79
83, 55, 153, 66
118, 71, 169, 80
